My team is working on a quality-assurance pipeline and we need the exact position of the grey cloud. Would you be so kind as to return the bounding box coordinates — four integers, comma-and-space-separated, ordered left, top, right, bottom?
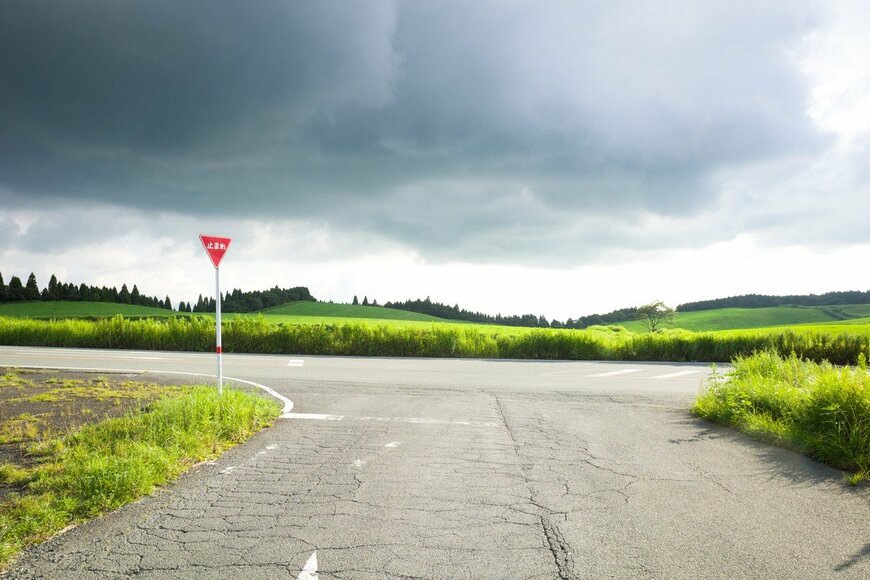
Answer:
0, 0, 830, 263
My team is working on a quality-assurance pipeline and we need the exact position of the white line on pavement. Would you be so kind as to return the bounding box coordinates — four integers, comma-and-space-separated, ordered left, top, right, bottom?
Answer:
352, 459, 366, 468
588, 368, 643, 377
280, 413, 498, 428
652, 369, 704, 379
8, 352, 166, 361
297, 551, 318, 580
385, 441, 401, 448
287, 359, 305, 367
219, 466, 237, 475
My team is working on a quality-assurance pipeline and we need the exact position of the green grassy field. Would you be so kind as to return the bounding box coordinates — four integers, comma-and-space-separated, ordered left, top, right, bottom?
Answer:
7, 300, 870, 341
262, 301, 448, 322
619, 305, 869, 333
0, 301, 540, 335
0, 302, 185, 319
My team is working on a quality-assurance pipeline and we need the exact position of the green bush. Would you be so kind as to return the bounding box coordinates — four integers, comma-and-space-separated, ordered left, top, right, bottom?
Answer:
694, 351, 870, 479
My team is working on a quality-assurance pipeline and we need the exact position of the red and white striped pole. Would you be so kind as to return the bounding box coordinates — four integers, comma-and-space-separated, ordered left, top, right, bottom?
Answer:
215, 265, 223, 395
199, 235, 232, 396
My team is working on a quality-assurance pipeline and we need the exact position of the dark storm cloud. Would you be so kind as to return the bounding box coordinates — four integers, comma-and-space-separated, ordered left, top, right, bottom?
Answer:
0, 0, 827, 261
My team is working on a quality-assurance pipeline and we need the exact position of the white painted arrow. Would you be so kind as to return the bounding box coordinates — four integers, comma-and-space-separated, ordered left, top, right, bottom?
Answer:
297, 550, 318, 580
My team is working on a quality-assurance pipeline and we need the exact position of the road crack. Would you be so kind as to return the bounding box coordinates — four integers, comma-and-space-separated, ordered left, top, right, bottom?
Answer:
494, 396, 578, 579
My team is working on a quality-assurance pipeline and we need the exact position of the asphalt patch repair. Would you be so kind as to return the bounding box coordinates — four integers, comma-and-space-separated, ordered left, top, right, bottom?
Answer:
0, 367, 199, 503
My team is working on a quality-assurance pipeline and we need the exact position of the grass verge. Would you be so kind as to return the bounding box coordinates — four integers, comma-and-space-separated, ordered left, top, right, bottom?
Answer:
693, 351, 870, 484
0, 386, 280, 569
3, 315, 870, 364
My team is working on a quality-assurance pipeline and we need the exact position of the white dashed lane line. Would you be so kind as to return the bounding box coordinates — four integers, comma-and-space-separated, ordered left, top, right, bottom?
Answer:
287, 359, 305, 367
652, 369, 705, 379
282, 414, 498, 428
588, 368, 643, 377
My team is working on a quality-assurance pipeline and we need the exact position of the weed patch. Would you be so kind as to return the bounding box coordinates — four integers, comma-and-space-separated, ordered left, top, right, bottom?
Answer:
0, 385, 279, 569
694, 351, 870, 483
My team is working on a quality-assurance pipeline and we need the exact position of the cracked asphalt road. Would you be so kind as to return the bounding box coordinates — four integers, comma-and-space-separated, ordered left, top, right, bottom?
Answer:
1, 347, 868, 579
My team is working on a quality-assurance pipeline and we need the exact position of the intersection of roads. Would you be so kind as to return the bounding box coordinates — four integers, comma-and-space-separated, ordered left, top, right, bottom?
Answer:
1, 347, 867, 579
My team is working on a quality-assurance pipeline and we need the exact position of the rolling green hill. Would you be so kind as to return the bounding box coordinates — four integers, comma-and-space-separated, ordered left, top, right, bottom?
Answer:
260, 301, 448, 322
8, 299, 870, 338
618, 305, 867, 332
0, 301, 186, 318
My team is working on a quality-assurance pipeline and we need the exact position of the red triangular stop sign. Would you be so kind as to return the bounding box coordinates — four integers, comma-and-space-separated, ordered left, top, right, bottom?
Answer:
199, 234, 232, 268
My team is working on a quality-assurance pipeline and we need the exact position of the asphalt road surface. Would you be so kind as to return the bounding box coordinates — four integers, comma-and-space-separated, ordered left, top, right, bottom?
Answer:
2, 346, 868, 579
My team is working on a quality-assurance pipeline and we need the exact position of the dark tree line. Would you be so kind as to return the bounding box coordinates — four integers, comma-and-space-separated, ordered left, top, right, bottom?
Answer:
383, 297, 552, 328
568, 306, 640, 329
192, 286, 315, 313
677, 291, 870, 312
0, 272, 173, 309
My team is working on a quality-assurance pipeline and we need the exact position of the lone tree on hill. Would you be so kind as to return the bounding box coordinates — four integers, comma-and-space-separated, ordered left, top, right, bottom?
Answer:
637, 300, 675, 332
352, 295, 359, 305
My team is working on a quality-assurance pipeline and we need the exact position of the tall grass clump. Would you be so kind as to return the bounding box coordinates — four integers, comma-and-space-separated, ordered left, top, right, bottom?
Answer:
3, 315, 870, 364
0, 387, 280, 568
694, 351, 870, 482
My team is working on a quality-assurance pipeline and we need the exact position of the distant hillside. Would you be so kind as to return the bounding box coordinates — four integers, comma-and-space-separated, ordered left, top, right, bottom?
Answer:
619, 304, 870, 332
677, 290, 870, 312
383, 297, 549, 328
0, 301, 188, 319
262, 301, 447, 322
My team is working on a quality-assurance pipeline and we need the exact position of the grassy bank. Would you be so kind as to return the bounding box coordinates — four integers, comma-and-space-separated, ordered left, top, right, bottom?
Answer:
0, 385, 280, 568
2, 315, 870, 364
0, 302, 187, 319
262, 301, 447, 321
619, 304, 870, 332
694, 352, 870, 483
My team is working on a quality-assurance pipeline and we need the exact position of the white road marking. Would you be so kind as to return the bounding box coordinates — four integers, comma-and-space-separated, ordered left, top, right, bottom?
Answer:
287, 359, 305, 367
588, 368, 643, 377
266, 444, 277, 450
653, 369, 704, 379
297, 551, 318, 580
385, 441, 401, 448
7, 352, 165, 361
352, 459, 366, 468
282, 412, 345, 421
284, 414, 498, 428
1, 364, 294, 415
220, 466, 237, 474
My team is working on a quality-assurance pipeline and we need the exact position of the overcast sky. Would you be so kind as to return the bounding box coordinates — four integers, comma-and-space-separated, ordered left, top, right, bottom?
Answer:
2, 1, 869, 320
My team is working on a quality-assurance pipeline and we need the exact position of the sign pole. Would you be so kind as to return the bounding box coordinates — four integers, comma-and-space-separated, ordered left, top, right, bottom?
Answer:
199, 234, 231, 396
215, 265, 223, 395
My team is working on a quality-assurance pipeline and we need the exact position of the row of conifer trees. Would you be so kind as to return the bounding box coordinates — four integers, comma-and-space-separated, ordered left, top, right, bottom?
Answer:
0, 272, 174, 310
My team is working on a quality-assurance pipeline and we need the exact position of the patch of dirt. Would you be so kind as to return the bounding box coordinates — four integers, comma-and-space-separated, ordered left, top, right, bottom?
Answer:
0, 367, 202, 503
